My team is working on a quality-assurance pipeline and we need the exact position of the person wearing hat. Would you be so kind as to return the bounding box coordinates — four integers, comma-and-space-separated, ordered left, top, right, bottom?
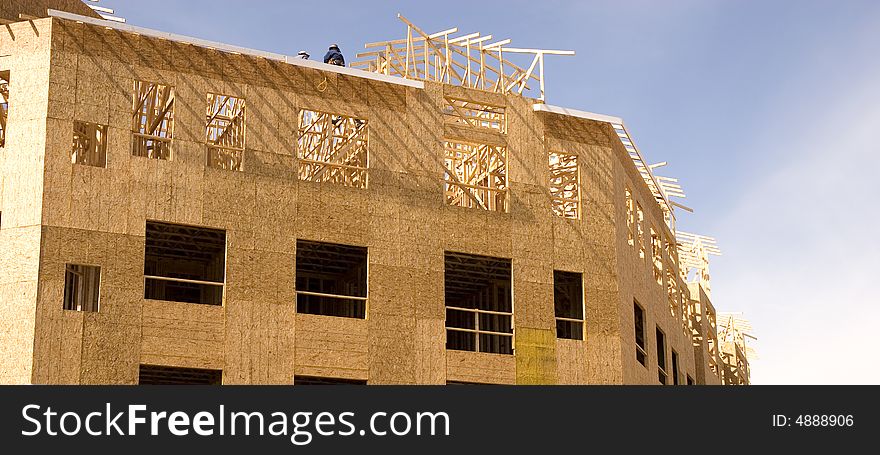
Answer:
323, 44, 345, 66
297, 50, 310, 59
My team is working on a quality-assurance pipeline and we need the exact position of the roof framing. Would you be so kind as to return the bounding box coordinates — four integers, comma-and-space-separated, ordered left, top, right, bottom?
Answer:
353, 14, 574, 101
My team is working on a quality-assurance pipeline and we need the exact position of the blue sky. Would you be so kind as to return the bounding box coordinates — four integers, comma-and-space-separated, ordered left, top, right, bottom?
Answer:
97, 0, 880, 384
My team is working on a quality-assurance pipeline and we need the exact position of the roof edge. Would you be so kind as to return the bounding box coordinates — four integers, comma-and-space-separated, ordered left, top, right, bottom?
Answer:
46, 9, 425, 89
532, 103, 623, 125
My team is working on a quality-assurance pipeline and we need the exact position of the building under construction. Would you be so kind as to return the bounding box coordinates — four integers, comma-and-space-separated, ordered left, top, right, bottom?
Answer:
0, 1, 754, 385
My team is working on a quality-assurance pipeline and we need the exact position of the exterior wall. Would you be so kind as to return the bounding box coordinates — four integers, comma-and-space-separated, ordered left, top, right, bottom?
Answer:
0, 18, 53, 384
542, 113, 624, 384
1, 16, 715, 385
613, 133, 696, 385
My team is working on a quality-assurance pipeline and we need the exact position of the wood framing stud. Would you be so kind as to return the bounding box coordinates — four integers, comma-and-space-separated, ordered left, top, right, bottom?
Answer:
71, 120, 107, 167
297, 109, 369, 188
549, 150, 579, 219
206, 93, 246, 171
132, 80, 174, 160
651, 228, 663, 285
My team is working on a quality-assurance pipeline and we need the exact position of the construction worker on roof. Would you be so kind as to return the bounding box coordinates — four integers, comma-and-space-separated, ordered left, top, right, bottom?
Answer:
323, 44, 345, 66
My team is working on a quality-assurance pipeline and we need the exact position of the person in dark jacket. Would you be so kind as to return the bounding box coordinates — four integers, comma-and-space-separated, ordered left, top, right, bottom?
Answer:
323, 44, 345, 66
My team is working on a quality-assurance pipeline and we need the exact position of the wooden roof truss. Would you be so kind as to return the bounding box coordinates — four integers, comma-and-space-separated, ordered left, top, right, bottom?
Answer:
676, 231, 721, 295
71, 121, 107, 167
352, 14, 574, 101
717, 312, 757, 362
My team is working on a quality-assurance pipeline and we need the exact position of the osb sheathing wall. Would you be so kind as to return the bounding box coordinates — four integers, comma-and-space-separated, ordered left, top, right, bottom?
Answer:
540, 112, 624, 384
0, 19, 53, 384
611, 131, 698, 385
7, 16, 698, 384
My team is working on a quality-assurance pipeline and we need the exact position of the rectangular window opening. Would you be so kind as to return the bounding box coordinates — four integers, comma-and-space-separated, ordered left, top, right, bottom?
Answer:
63, 264, 101, 312
0, 70, 9, 148
294, 376, 367, 385
132, 80, 174, 159
441, 97, 507, 133
445, 252, 513, 355
634, 301, 646, 366
672, 349, 680, 385
549, 151, 580, 219
625, 187, 635, 247
636, 203, 645, 259
683, 293, 694, 335
665, 234, 678, 268
297, 109, 368, 188
296, 240, 367, 319
138, 365, 222, 385
667, 267, 678, 319
72, 121, 107, 167
651, 228, 663, 284
444, 140, 508, 212
144, 221, 226, 305
553, 270, 584, 340
657, 326, 667, 384
206, 92, 245, 171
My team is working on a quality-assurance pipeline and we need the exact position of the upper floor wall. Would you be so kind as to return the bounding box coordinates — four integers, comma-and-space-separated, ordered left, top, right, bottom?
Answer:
31, 17, 639, 242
